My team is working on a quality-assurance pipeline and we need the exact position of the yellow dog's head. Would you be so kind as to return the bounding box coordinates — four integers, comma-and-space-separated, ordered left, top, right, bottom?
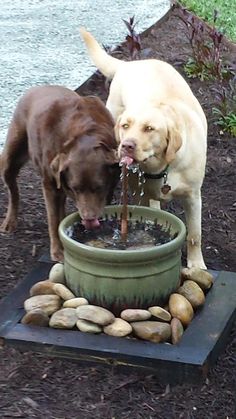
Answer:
115, 104, 182, 171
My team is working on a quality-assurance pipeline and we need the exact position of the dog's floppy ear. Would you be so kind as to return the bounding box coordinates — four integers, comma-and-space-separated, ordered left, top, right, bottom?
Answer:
165, 124, 182, 163
160, 104, 182, 164
50, 153, 68, 189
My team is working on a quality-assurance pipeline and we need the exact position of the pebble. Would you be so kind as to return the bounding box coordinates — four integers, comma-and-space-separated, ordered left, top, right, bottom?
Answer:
131, 321, 171, 343
21, 309, 49, 327
63, 297, 89, 308
76, 305, 115, 326
53, 283, 76, 300
120, 309, 151, 322
103, 318, 132, 337
24, 294, 61, 315
29, 280, 56, 296
148, 306, 171, 322
169, 293, 194, 327
181, 267, 213, 290
171, 317, 184, 344
49, 308, 77, 329
177, 280, 205, 309
76, 319, 102, 333
163, 303, 169, 312
48, 263, 65, 284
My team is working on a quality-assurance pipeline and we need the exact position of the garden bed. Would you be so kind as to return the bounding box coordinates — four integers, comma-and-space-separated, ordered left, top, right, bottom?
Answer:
0, 6, 235, 418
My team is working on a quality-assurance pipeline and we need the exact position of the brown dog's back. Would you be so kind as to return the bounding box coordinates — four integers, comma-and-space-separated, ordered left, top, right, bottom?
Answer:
1, 85, 119, 261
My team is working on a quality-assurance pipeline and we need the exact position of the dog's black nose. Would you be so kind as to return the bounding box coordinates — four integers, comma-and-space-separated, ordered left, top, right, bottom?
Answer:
121, 139, 136, 153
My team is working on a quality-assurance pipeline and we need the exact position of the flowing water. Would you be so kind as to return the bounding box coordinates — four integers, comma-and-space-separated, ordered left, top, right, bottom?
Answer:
66, 157, 173, 250
0, 0, 170, 150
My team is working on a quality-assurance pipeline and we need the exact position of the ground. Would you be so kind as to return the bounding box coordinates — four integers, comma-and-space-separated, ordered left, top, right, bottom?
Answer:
0, 7, 235, 419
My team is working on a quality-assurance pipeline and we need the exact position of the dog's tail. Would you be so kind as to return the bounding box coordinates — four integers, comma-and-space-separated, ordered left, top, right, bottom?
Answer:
80, 28, 122, 80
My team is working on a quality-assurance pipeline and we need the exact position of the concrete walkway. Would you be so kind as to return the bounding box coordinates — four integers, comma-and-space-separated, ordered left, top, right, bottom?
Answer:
0, 0, 170, 149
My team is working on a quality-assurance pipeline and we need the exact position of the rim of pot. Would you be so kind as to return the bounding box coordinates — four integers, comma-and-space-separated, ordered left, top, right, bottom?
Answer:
59, 205, 186, 262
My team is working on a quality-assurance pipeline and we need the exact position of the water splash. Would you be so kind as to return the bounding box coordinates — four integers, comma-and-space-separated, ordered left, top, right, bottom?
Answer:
119, 161, 148, 203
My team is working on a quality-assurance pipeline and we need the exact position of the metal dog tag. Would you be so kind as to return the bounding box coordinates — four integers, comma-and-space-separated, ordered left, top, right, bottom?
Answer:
161, 184, 171, 195
161, 171, 171, 194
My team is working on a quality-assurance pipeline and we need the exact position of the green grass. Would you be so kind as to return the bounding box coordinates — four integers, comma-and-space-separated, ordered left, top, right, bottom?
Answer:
180, 0, 236, 42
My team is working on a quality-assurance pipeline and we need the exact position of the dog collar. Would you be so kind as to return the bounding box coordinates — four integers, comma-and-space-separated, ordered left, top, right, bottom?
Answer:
143, 165, 169, 180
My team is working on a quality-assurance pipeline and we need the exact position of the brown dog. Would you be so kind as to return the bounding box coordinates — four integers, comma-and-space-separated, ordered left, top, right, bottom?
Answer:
0, 85, 120, 261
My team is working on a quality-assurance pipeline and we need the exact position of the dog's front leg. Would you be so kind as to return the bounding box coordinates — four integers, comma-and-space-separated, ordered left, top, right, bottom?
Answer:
42, 180, 66, 262
182, 191, 206, 270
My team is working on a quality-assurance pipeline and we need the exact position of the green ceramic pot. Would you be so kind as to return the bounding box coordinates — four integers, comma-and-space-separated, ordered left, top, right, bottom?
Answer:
59, 205, 186, 314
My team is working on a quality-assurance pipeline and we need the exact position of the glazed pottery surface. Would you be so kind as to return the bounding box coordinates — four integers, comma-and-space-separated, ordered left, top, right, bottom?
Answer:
59, 206, 186, 314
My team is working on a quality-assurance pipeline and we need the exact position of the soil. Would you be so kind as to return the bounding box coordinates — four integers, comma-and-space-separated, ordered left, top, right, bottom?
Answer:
0, 6, 235, 419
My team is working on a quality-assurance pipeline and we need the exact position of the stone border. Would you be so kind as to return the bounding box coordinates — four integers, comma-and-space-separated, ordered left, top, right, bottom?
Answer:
0, 260, 235, 384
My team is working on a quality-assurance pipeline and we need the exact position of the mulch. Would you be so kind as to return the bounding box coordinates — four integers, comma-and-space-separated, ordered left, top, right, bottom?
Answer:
0, 6, 235, 419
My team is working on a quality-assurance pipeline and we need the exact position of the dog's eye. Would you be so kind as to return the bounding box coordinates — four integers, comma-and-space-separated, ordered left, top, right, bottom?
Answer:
122, 123, 129, 129
144, 125, 154, 132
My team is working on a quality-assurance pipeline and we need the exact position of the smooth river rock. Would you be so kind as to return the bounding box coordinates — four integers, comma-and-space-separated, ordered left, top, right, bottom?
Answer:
76, 305, 115, 326
76, 319, 102, 334
24, 294, 61, 315
181, 267, 213, 290
49, 308, 77, 329
169, 293, 194, 327
120, 309, 151, 322
171, 317, 184, 344
131, 321, 171, 343
103, 318, 132, 337
21, 309, 49, 327
63, 297, 89, 308
148, 306, 171, 322
53, 283, 76, 300
177, 280, 205, 309
48, 263, 65, 284
29, 280, 56, 296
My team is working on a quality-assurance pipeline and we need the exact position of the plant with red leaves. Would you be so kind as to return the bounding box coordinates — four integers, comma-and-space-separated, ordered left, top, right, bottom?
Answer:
176, 5, 227, 80
123, 16, 141, 60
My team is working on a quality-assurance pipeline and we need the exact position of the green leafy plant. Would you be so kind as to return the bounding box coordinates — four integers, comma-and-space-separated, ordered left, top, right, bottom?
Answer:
180, 0, 236, 42
212, 77, 236, 136
184, 58, 214, 81
176, 5, 226, 80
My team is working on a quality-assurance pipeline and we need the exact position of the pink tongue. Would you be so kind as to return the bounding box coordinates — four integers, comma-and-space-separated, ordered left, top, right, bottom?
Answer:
120, 156, 134, 167
82, 219, 100, 230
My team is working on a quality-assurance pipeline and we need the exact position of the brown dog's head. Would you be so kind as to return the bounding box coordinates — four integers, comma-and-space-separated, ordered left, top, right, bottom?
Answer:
50, 97, 120, 229
115, 104, 182, 171
50, 138, 119, 228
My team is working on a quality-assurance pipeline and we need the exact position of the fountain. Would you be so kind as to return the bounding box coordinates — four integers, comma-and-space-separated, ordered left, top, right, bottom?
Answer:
58, 159, 186, 314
